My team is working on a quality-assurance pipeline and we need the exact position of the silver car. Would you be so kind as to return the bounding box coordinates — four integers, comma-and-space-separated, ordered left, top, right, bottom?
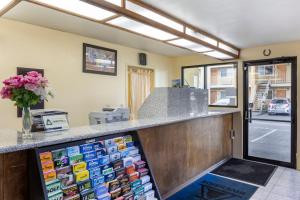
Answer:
268, 98, 291, 115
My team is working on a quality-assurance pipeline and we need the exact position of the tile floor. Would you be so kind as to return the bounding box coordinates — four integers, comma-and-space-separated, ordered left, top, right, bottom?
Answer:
250, 167, 300, 200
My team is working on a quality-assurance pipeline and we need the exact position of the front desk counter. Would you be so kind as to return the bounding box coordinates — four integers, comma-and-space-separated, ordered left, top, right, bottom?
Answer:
0, 109, 240, 200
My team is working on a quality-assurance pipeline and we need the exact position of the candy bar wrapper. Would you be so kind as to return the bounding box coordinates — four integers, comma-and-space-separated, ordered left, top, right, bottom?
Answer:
133, 186, 144, 198
60, 174, 75, 187
91, 175, 105, 187
117, 143, 127, 151
143, 183, 152, 193
115, 197, 125, 200
134, 161, 146, 170
62, 184, 78, 198
131, 154, 141, 163
42, 161, 54, 172
104, 139, 115, 147
129, 172, 139, 183
97, 192, 111, 200
137, 168, 149, 177
78, 179, 92, 193
67, 146, 80, 157
99, 155, 110, 165
64, 194, 80, 200
52, 149, 67, 160
94, 184, 108, 196
40, 152, 53, 163
104, 172, 115, 182
69, 154, 83, 165
94, 141, 105, 151
72, 162, 87, 173
121, 183, 131, 195
96, 149, 107, 158
100, 163, 112, 172
110, 188, 122, 199
123, 191, 134, 200
106, 145, 118, 154
54, 157, 69, 169
118, 175, 129, 187
89, 167, 101, 179
83, 151, 97, 161
102, 167, 114, 176
125, 142, 135, 148
81, 188, 96, 200
80, 144, 94, 154
130, 179, 142, 190
128, 148, 139, 157
86, 158, 99, 169
140, 175, 150, 185
75, 170, 89, 183
119, 149, 129, 158
124, 135, 133, 143
114, 137, 124, 144
46, 179, 61, 197
56, 166, 72, 178
44, 169, 57, 182
108, 179, 120, 192
144, 190, 155, 200
115, 167, 126, 179
110, 152, 121, 162
126, 164, 136, 175
48, 190, 63, 200
123, 157, 133, 168
112, 159, 123, 170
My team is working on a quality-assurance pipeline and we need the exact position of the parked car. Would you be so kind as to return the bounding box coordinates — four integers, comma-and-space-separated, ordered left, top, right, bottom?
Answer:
268, 98, 291, 115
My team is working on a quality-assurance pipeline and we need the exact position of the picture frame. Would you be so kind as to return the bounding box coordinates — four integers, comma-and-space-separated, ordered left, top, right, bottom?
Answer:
83, 43, 117, 76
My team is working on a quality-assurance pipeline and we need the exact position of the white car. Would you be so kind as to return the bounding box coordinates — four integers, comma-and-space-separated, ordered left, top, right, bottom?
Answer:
268, 98, 291, 115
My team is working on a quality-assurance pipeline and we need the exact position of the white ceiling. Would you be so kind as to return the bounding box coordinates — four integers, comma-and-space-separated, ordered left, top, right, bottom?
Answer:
143, 0, 300, 48
2, 1, 191, 56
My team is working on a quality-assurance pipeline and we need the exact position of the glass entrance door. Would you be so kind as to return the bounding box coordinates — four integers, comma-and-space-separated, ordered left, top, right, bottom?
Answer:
244, 57, 297, 168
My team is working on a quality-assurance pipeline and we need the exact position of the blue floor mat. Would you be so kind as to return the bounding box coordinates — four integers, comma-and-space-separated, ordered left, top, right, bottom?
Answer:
167, 174, 258, 200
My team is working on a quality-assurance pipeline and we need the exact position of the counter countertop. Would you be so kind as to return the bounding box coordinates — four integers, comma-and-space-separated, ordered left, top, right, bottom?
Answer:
0, 109, 240, 153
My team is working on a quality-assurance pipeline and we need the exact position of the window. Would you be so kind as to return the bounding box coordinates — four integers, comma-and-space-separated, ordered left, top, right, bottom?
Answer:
257, 65, 274, 76
182, 62, 238, 107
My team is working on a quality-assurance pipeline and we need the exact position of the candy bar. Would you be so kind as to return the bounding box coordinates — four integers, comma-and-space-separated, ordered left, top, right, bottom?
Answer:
102, 167, 114, 175
119, 175, 129, 187
110, 188, 122, 199
56, 166, 72, 178
129, 172, 139, 183
64, 194, 80, 200
119, 149, 129, 158
115, 197, 125, 200
140, 175, 150, 185
99, 155, 110, 165
80, 144, 94, 153
134, 161, 146, 170
108, 179, 120, 192
75, 170, 89, 182
121, 183, 131, 195
131, 154, 141, 163
124, 135, 133, 143
62, 184, 78, 198
100, 163, 112, 172
44, 169, 57, 182
143, 183, 152, 193
130, 179, 142, 190
69, 154, 83, 165
144, 190, 155, 200
86, 158, 99, 169
89, 167, 101, 179
133, 186, 144, 197
66, 146, 80, 157
78, 179, 92, 193
52, 149, 67, 160
110, 152, 121, 162
104, 139, 115, 147
104, 172, 115, 182
72, 162, 87, 173
48, 190, 63, 200
40, 152, 53, 163
123, 157, 133, 168
46, 179, 61, 196
126, 164, 135, 175
96, 149, 107, 157
42, 161, 54, 172
94, 141, 105, 151
81, 188, 96, 200
137, 168, 149, 177
115, 167, 126, 179
114, 137, 124, 144
54, 157, 69, 168
91, 175, 105, 187
94, 184, 108, 196
97, 192, 111, 200
60, 174, 75, 187
83, 151, 97, 161
112, 159, 123, 170
123, 191, 134, 200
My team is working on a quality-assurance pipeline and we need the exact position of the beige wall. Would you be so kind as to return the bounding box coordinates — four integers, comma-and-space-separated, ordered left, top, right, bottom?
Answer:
173, 41, 300, 169
0, 19, 175, 128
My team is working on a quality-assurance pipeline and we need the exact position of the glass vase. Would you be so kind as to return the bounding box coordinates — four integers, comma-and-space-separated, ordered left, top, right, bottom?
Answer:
22, 107, 33, 139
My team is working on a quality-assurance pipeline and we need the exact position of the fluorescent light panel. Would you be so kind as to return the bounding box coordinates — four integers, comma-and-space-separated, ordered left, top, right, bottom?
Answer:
107, 16, 177, 41
186, 27, 218, 46
126, 1, 184, 32
33, 0, 116, 21
203, 51, 233, 60
168, 39, 211, 53
104, 0, 122, 6
219, 42, 239, 55
0, 0, 14, 11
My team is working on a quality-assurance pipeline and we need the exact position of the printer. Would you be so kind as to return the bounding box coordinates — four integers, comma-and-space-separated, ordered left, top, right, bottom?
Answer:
89, 107, 130, 125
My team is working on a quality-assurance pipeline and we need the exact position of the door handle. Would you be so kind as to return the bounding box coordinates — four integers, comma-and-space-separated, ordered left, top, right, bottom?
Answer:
245, 110, 252, 123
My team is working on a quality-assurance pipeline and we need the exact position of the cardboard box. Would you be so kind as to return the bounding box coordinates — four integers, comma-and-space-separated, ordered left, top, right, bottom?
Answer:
137, 168, 149, 177
80, 144, 94, 154
42, 161, 54, 172
104, 172, 115, 183
43, 169, 57, 182
52, 149, 67, 160
69, 154, 83, 165
109, 152, 121, 162
112, 159, 123, 170
94, 184, 108, 196
46, 179, 61, 196
40, 152, 53, 163
78, 179, 92, 193
66, 146, 80, 157
83, 151, 97, 161
89, 167, 101, 179
75, 170, 89, 183
72, 162, 87, 173
48, 190, 63, 200
99, 155, 110, 166
62, 184, 78, 198
86, 158, 99, 169
119, 175, 129, 187
91, 175, 105, 187
140, 175, 150, 185
81, 188, 96, 200
54, 157, 69, 169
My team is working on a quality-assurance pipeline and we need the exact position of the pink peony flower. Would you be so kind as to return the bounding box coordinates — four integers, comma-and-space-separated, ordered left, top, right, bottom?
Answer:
3, 75, 24, 88
0, 86, 12, 99
27, 71, 42, 78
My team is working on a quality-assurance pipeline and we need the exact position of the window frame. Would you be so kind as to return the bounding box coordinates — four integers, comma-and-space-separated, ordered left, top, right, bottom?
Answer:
181, 62, 238, 108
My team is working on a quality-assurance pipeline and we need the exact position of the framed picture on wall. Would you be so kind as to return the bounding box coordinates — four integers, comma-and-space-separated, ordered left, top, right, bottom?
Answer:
83, 43, 117, 76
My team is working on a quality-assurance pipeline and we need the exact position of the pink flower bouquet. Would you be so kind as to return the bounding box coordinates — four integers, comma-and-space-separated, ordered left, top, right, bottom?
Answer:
0, 71, 53, 108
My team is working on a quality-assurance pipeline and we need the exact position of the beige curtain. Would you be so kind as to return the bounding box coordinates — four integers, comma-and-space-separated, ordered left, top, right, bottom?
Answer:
128, 66, 154, 119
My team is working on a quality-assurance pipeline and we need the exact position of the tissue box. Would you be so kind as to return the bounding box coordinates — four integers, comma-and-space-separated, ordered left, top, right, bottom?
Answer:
106, 145, 118, 154
64, 194, 80, 200
123, 157, 133, 168
96, 149, 107, 157
129, 172, 139, 183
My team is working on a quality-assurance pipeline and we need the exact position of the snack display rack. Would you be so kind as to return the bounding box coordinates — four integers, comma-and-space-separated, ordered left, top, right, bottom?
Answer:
30, 131, 161, 200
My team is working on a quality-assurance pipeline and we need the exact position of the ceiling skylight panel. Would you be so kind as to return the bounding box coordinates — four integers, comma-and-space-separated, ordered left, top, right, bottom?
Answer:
186, 27, 218, 46
168, 39, 211, 53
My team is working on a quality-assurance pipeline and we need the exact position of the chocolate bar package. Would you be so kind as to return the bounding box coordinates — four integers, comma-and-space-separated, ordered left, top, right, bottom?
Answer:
108, 179, 120, 192
46, 179, 61, 197
129, 172, 139, 183
140, 175, 150, 185
40, 152, 53, 163
69, 154, 83, 165
110, 152, 121, 162
91, 175, 105, 187
100, 163, 112, 172
97, 192, 111, 200
117, 143, 127, 151
126, 164, 136, 175
102, 167, 114, 175
64, 194, 80, 200
78, 179, 92, 193
124, 135, 133, 143
110, 188, 122, 199
89, 167, 101, 179
131, 154, 141, 163
99, 155, 110, 165
104, 139, 115, 147
125, 142, 134, 148
119, 149, 129, 158
106, 145, 118, 154
112, 159, 123, 170
143, 183, 152, 193
130, 179, 141, 190
75, 170, 89, 183
81, 188, 96, 200
54, 157, 69, 169
48, 190, 63, 200
104, 171, 115, 182
94, 184, 108, 196
134, 161, 146, 170
123, 157, 133, 168
60, 174, 75, 187
123, 191, 134, 200
133, 186, 144, 197
80, 143, 94, 154
43, 169, 57, 182
62, 184, 78, 198
137, 168, 149, 177
118, 175, 129, 187
86, 158, 99, 169
121, 183, 131, 195
83, 151, 97, 161
56, 165, 72, 178
93, 141, 105, 151
42, 161, 54, 172
114, 137, 124, 144
67, 146, 80, 157
115, 167, 126, 179
144, 190, 155, 200
52, 149, 67, 160
72, 162, 87, 173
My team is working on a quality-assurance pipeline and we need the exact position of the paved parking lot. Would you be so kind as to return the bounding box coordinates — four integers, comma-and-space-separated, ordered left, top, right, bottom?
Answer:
248, 118, 291, 162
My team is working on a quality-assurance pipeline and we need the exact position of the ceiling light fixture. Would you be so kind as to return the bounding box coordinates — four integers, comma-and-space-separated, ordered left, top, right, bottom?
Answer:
0, 0, 14, 12
32, 0, 116, 21
168, 39, 211, 53
219, 42, 239, 55
186, 27, 218, 46
107, 16, 177, 41
203, 51, 234, 60
104, 0, 122, 7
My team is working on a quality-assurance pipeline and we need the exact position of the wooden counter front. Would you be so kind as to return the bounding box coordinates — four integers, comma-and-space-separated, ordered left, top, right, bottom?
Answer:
138, 114, 233, 197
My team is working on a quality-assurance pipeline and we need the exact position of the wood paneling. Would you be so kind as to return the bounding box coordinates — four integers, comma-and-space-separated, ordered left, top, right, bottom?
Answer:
138, 114, 232, 196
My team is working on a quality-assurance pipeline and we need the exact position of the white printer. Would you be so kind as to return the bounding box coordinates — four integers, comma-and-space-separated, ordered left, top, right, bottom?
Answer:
89, 107, 130, 125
